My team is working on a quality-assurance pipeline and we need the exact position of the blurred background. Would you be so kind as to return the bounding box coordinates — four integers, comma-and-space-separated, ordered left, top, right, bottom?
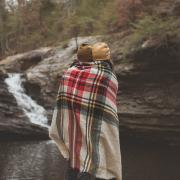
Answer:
0, 0, 180, 179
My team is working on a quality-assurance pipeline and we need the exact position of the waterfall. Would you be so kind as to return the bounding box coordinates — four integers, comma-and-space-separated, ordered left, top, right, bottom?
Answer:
5, 73, 48, 128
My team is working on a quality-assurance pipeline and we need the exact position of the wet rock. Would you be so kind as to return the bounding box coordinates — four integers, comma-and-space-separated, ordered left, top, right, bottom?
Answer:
0, 47, 52, 73
0, 72, 48, 140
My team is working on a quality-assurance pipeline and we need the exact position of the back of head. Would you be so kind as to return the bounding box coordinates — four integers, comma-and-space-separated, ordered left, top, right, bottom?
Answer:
92, 42, 111, 61
77, 43, 93, 62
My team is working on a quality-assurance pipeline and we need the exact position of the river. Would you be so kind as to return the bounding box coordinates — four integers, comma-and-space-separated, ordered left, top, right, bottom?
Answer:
0, 138, 180, 180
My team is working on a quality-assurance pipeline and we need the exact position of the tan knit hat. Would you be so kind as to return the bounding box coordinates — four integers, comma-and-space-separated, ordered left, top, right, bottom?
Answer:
92, 42, 110, 61
77, 43, 93, 62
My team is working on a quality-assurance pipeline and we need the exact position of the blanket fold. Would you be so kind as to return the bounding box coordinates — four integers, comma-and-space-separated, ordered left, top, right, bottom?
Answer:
49, 60, 122, 180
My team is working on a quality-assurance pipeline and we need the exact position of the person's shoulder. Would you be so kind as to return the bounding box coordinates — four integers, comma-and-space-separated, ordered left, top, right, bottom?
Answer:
94, 60, 113, 71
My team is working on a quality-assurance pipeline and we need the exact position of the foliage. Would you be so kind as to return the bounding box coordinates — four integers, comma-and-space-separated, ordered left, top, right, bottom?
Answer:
97, 0, 119, 33
123, 15, 180, 54
116, 0, 144, 28
0, 0, 110, 58
0, 0, 180, 59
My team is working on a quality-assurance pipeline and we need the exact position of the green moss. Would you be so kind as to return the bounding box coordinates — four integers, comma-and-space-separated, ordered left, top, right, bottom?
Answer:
123, 15, 180, 55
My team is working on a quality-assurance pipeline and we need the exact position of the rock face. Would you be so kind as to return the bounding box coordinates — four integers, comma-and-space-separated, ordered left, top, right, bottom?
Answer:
0, 37, 98, 140
0, 72, 48, 140
0, 48, 52, 72
0, 34, 180, 142
112, 34, 180, 143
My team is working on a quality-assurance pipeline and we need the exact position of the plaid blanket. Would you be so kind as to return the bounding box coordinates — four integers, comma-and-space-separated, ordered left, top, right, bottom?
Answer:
49, 60, 122, 180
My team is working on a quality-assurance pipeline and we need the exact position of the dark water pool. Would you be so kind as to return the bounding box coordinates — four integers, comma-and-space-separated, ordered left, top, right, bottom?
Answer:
0, 138, 180, 180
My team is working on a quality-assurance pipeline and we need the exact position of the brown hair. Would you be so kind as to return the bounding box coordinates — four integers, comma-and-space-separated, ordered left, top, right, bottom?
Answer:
77, 43, 93, 62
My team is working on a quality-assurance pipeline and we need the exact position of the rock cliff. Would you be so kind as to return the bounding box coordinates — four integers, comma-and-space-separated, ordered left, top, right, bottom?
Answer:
0, 72, 48, 140
0, 34, 180, 142
0, 37, 97, 140
112, 33, 180, 143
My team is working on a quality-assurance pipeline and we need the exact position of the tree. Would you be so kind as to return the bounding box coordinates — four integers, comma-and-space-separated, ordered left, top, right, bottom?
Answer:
0, 0, 115, 59
0, 0, 8, 56
116, 0, 144, 28
63, 0, 109, 49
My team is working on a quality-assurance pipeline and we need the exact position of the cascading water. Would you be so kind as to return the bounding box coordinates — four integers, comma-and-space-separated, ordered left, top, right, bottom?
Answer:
5, 73, 48, 128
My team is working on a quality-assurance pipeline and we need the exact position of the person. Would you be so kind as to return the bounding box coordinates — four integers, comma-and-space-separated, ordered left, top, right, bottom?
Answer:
49, 42, 122, 180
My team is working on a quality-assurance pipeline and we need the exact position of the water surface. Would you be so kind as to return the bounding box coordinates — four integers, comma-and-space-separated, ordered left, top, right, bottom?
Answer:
0, 139, 180, 180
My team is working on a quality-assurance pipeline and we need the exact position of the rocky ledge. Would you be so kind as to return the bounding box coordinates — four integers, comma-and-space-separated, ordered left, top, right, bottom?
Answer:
0, 72, 48, 140
0, 37, 98, 140
0, 35, 180, 143
112, 34, 180, 143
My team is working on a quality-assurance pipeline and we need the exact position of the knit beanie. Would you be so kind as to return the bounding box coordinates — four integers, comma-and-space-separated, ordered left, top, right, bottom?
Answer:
92, 42, 111, 61
77, 43, 93, 62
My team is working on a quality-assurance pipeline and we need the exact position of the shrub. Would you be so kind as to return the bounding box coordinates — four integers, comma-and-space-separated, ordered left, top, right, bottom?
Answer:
123, 15, 180, 54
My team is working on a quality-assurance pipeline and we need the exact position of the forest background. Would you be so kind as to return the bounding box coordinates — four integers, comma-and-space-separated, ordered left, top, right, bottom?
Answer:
1, 0, 180, 59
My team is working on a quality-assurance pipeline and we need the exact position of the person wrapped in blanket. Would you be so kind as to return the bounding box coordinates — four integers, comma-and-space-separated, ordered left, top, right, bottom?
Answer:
49, 42, 122, 180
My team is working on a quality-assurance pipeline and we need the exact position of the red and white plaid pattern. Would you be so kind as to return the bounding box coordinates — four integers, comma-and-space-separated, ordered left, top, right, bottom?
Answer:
49, 60, 122, 180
